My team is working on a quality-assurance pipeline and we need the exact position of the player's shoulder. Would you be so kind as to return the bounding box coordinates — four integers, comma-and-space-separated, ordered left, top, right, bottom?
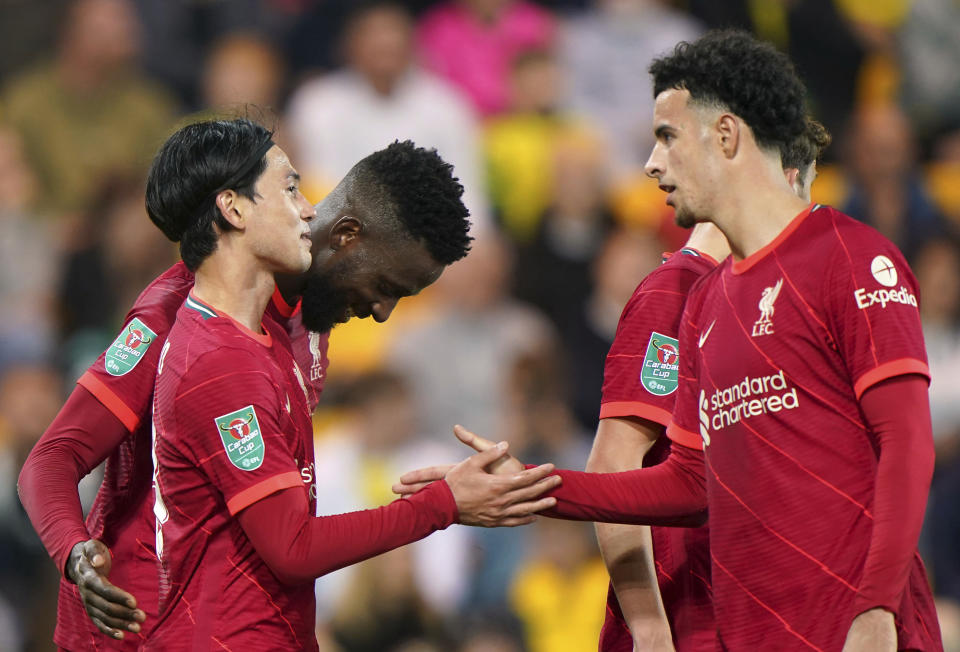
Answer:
122, 262, 194, 329
808, 205, 906, 261
631, 249, 717, 299
685, 257, 727, 304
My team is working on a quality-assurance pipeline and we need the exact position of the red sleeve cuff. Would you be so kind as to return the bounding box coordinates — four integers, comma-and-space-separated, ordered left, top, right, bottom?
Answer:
77, 371, 140, 432
666, 422, 703, 450
413, 479, 459, 527
226, 471, 304, 515
852, 358, 930, 400
599, 401, 673, 426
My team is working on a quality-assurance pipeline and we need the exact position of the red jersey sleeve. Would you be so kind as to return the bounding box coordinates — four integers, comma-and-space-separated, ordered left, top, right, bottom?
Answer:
166, 347, 304, 515
77, 314, 166, 432
17, 385, 129, 572
76, 264, 191, 430
825, 229, 929, 398
601, 263, 688, 426
666, 289, 708, 451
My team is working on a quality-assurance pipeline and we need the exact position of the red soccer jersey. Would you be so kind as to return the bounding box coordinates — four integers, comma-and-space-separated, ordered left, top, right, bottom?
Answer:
52, 263, 327, 651
666, 204, 941, 650
148, 294, 317, 651
599, 248, 716, 652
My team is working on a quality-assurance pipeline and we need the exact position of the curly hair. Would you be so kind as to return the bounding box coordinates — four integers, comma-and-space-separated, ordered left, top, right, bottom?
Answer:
145, 118, 273, 271
650, 29, 808, 155
349, 140, 472, 265
781, 117, 831, 171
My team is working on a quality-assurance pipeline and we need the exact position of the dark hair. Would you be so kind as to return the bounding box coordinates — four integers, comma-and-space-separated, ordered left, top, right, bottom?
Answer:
145, 118, 273, 271
781, 117, 832, 170
349, 140, 472, 265
650, 29, 808, 155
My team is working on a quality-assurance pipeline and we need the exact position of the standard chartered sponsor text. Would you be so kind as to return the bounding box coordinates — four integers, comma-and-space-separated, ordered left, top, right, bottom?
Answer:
708, 370, 799, 431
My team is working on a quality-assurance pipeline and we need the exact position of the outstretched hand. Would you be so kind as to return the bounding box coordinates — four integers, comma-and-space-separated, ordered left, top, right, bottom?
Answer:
67, 539, 146, 640
393, 427, 560, 527
393, 424, 526, 495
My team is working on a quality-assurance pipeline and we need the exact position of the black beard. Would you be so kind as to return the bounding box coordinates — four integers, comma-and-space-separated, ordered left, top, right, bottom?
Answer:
299, 272, 351, 333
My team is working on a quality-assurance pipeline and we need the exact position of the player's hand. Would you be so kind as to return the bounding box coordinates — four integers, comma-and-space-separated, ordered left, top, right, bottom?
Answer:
444, 440, 561, 527
392, 424, 527, 495
393, 463, 453, 495
453, 424, 525, 475
841, 607, 896, 652
67, 539, 146, 640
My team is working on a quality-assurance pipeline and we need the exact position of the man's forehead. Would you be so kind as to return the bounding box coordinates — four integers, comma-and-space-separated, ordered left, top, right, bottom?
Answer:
381, 239, 443, 288
654, 88, 692, 114
266, 146, 297, 176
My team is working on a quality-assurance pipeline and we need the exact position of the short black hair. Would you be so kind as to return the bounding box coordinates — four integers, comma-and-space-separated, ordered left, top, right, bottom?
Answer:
650, 29, 808, 155
145, 118, 273, 271
349, 140, 472, 265
781, 117, 831, 171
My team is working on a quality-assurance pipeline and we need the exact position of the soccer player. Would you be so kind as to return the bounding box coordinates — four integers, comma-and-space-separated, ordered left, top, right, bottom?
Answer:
400, 31, 943, 651
150, 120, 560, 650
17, 126, 557, 649
590, 117, 830, 652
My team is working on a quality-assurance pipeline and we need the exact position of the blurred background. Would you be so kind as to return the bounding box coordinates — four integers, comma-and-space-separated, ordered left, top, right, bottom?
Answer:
0, 0, 959, 650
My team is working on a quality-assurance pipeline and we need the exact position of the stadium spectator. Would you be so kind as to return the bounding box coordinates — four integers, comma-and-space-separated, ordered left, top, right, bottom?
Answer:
313, 371, 472, 624
417, 0, 556, 116
561, 0, 701, 175
511, 129, 615, 347
0, 127, 56, 375
285, 1, 488, 226
0, 0, 176, 216
483, 48, 604, 242
842, 102, 951, 263
914, 237, 960, 604
199, 32, 286, 114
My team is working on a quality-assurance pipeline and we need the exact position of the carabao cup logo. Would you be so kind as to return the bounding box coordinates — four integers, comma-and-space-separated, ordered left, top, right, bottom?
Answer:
105, 317, 157, 376
215, 406, 265, 471
656, 341, 678, 365
220, 414, 254, 439
641, 331, 680, 397
125, 327, 152, 349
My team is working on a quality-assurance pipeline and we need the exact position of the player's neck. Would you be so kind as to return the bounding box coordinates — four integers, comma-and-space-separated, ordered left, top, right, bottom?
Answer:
711, 178, 810, 262
191, 249, 275, 333
684, 223, 730, 263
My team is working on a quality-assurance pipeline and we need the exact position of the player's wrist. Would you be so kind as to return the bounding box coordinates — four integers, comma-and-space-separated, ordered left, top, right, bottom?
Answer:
66, 540, 86, 583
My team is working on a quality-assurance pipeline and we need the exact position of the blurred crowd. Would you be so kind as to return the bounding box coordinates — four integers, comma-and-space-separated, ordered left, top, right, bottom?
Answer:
0, 0, 959, 650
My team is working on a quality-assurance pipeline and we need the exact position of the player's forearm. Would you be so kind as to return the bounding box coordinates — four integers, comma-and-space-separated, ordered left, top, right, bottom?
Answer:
587, 418, 671, 633
239, 480, 458, 585
852, 375, 934, 616
17, 385, 127, 573
598, 523, 673, 639
543, 444, 708, 526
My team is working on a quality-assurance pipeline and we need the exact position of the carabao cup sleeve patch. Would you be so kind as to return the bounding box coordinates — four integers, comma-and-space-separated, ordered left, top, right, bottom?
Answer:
105, 317, 158, 376
214, 405, 266, 471
641, 331, 680, 396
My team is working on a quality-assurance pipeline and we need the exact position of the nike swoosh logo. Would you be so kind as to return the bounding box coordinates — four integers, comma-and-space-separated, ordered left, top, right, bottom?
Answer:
699, 320, 716, 348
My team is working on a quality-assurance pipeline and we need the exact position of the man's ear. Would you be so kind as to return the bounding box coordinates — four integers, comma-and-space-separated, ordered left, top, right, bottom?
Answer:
784, 167, 801, 192
329, 215, 363, 251
717, 113, 741, 159
216, 190, 245, 230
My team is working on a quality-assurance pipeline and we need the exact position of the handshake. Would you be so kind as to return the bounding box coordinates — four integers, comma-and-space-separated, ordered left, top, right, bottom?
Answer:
392, 424, 561, 528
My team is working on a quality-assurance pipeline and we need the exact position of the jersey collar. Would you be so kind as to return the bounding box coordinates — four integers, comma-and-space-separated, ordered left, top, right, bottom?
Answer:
731, 202, 819, 275
185, 291, 273, 347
